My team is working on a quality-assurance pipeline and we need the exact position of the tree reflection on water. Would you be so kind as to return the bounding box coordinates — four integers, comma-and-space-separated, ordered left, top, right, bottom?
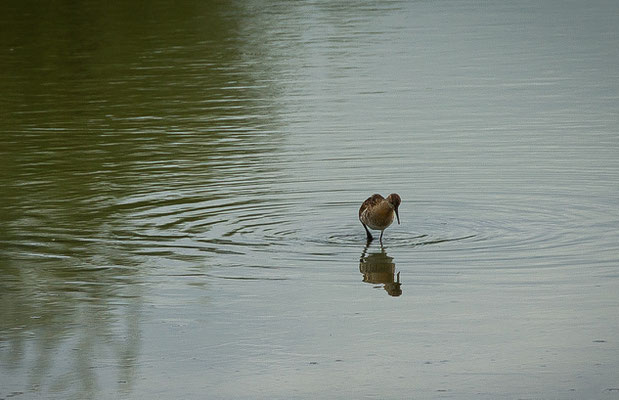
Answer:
0, 257, 142, 398
0, 0, 278, 397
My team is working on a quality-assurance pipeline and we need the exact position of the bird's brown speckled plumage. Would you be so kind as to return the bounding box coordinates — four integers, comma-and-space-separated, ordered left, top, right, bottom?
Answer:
358, 194, 384, 219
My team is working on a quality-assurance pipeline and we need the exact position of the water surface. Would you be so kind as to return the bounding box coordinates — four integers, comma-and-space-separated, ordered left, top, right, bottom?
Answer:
1, 1, 619, 399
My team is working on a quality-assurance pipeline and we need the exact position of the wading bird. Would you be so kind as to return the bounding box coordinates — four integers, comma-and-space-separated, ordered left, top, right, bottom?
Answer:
358, 193, 401, 244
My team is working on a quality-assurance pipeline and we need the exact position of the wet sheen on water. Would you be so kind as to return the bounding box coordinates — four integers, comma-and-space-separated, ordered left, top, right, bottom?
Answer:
1, 1, 619, 399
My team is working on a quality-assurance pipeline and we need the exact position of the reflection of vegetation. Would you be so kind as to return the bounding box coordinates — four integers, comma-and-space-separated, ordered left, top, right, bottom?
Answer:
0, 257, 142, 399
0, 1, 287, 398
359, 244, 402, 297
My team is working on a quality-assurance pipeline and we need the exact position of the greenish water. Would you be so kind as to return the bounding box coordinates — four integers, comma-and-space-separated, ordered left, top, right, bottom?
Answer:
1, 1, 619, 399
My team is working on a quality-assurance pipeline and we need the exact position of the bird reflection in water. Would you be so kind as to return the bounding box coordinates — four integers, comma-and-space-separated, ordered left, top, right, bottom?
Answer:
359, 243, 402, 297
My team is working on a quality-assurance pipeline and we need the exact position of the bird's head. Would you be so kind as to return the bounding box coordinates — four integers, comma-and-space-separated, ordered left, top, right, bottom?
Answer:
386, 193, 401, 224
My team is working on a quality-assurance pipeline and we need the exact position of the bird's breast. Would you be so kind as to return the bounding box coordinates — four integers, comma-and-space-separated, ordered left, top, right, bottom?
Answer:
362, 203, 394, 230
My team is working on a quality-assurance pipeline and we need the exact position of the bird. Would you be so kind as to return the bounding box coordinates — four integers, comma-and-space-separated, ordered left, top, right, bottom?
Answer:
359, 193, 401, 243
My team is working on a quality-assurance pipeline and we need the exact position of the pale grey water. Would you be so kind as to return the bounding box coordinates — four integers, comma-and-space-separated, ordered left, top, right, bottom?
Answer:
1, 1, 619, 399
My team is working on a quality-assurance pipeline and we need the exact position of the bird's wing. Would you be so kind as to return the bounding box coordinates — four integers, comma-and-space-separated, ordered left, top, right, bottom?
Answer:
359, 194, 384, 219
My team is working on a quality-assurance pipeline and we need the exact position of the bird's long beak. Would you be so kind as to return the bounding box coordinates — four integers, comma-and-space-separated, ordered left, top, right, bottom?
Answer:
395, 207, 400, 225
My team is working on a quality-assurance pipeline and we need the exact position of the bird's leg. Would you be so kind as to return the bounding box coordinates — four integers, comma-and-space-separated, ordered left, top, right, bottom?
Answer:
379, 230, 384, 245
362, 223, 373, 242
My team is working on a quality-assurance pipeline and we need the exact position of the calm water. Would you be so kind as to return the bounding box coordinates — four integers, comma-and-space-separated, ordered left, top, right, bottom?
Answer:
1, 1, 619, 399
